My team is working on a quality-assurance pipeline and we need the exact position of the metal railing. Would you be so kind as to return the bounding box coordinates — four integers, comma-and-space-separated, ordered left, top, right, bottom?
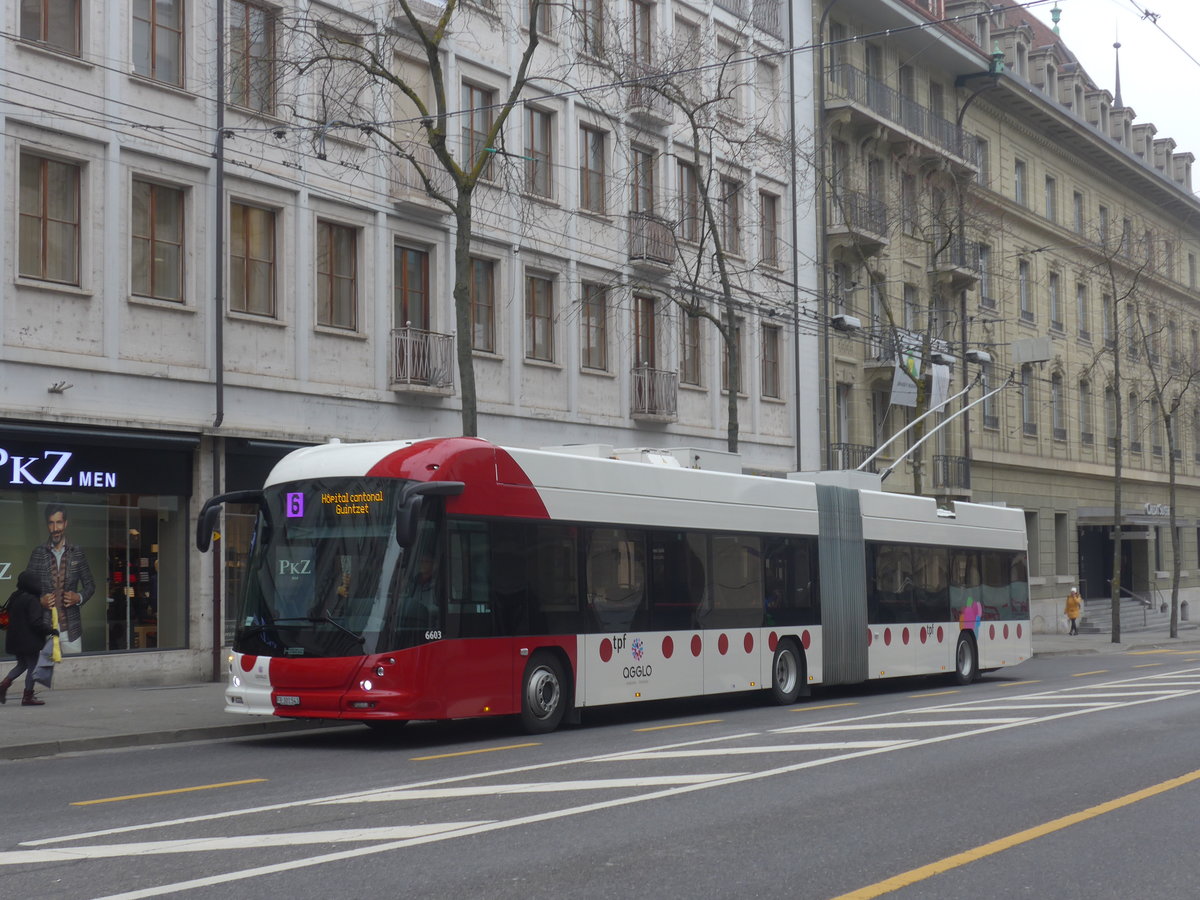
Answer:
826, 63, 976, 163
931, 454, 970, 490
829, 189, 888, 238
631, 365, 678, 418
390, 325, 454, 388
388, 143, 452, 203
830, 442, 876, 471
628, 213, 675, 267
751, 0, 783, 38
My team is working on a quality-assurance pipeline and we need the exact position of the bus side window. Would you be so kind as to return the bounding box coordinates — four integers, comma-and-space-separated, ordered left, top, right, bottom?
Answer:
702, 534, 763, 630
649, 531, 705, 631
529, 523, 581, 635
585, 527, 647, 633
447, 521, 495, 639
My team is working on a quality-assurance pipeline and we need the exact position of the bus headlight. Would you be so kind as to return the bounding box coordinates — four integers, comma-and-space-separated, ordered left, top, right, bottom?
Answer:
231, 675, 242, 688
374, 666, 385, 677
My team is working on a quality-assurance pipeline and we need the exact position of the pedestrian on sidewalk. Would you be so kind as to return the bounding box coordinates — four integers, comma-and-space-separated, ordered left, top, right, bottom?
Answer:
1, 570, 58, 706
1065, 586, 1082, 636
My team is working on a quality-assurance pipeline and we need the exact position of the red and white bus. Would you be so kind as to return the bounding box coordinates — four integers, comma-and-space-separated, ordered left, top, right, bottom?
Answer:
198, 437, 1030, 733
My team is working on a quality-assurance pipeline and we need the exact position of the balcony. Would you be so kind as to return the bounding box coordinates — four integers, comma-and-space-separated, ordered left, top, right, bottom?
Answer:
929, 237, 981, 291
868, 326, 950, 367
827, 189, 889, 256
830, 443, 877, 472
388, 143, 452, 216
628, 213, 675, 271
825, 63, 977, 170
931, 454, 971, 492
390, 326, 455, 394
391, 0, 448, 36
627, 69, 672, 126
631, 365, 678, 421
751, 0, 784, 39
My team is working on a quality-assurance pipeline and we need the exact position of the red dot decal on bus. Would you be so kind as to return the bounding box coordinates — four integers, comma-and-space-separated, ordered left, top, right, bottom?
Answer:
599, 638, 613, 662
867, 629, 873, 647
884, 628, 892, 647
662, 636, 674, 659
768, 632, 779, 652
989, 624, 996, 640
902, 627, 910, 646
1017, 624, 1023, 639
802, 630, 811, 650
240, 655, 257, 673
920, 627, 927, 644
691, 635, 703, 657
937, 626, 944, 643
718, 633, 729, 655
744, 633, 754, 654
1004, 624, 1010, 640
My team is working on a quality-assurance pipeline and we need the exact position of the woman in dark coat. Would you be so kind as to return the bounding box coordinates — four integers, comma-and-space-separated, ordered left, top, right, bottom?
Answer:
1, 570, 57, 706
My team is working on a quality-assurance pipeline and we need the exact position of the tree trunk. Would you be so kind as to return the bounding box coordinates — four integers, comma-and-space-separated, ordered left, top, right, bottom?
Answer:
452, 189, 478, 437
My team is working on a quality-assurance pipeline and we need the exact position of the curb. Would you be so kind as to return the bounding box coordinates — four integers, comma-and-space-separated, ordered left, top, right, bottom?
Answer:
0, 718, 350, 761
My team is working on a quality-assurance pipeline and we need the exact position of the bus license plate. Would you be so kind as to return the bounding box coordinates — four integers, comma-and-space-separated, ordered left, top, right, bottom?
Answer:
275, 695, 301, 707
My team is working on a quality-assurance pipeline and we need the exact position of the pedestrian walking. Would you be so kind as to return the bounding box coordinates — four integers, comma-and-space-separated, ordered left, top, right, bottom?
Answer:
0, 570, 59, 706
1065, 586, 1082, 636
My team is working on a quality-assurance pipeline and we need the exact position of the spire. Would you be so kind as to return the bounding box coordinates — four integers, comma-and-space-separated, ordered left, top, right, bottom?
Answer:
1113, 39, 1123, 108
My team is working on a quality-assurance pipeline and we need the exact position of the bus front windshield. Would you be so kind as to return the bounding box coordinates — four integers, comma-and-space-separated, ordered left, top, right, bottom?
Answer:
233, 477, 443, 658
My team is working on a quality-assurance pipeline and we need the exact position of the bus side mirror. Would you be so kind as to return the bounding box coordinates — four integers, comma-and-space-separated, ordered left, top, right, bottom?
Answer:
195, 490, 266, 552
395, 481, 466, 546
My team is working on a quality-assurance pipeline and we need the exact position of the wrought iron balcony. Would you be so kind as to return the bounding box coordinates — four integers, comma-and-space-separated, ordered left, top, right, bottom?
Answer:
390, 325, 454, 392
628, 213, 675, 270
388, 144, 451, 212
931, 454, 971, 491
751, 0, 783, 38
627, 69, 672, 125
631, 365, 678, 420
830, 443, 877, 472
828, 189, 888, 252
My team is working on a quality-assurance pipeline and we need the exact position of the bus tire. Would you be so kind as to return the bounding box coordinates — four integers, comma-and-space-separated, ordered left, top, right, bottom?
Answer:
954, 633, 979, 685
520, 652, 568, 734
770, 639, 804, 704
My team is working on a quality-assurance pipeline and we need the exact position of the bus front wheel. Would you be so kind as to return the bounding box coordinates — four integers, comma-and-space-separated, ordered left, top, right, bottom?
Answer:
770, 640, 804, 704
954, 634, 979, 685
521, 652, 568, 734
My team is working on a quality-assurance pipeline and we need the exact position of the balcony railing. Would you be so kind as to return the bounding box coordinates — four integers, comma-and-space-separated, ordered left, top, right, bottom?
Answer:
932, 455, 971, 491
388, 143, 452, 207
830, 442, 876, 472
751, 0, 783, 38
932, 236, 981, 275
714, 0, 748, 15
829, 189, 888, 238
628, 213, 675, 268
627, 69, 672, 122
631, 365, 678, 419
826, 63, 975, 163
390, 325, 454, 389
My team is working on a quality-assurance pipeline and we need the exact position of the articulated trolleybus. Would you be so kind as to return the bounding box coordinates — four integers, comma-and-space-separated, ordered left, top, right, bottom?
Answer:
198, 437, 1030, 734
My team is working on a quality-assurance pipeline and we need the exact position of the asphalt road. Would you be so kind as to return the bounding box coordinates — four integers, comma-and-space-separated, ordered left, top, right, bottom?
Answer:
4, 649, 1200, 900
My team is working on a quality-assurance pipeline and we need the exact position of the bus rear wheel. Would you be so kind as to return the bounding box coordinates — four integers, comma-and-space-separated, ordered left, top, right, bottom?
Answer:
770, 640, 804, 704
521, 652, 567, 734
954, 634, 979, 685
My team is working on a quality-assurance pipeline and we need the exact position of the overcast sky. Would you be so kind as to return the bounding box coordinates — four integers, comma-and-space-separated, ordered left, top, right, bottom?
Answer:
1025, 0, 1200, 170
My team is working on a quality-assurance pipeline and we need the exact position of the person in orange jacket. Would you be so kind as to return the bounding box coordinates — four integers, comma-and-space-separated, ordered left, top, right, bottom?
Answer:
1065, 586, 1082, 636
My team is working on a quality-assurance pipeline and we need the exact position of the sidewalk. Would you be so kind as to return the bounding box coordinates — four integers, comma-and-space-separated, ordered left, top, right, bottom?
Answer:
5, 631, 1200, 761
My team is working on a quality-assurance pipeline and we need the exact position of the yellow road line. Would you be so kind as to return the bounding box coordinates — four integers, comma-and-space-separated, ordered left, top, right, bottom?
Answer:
1071, 670, 1108, 677
909, 690, 959, 698
791, 702, 858, 712
998, 680, 1040, 687
411, 742, 540, 761
829, 768, 1200, 900
71, 779, 267, 806
1129, 649, 1178, 655
634, 719, 722, 732
1133, 663, 1161, 669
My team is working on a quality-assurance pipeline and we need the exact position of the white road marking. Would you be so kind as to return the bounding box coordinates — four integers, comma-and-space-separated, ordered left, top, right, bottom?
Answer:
778, 718, 1026, 732
0, 823, 491, 865
918, 702, 1119, 711
320, 774, 744, 802
613, 740, 909, 759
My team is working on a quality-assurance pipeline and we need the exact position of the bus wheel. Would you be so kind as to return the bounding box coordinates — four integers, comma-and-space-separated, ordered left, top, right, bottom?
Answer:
521, 653, 567, 734
954, 634, 979, 685
770, 640, 804, 704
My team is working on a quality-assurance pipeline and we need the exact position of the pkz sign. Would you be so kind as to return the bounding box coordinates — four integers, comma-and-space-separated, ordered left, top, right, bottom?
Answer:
0, 447, 118, 488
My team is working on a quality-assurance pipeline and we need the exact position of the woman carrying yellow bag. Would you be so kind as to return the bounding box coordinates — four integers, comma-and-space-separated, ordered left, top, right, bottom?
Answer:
0, 571, 59, 706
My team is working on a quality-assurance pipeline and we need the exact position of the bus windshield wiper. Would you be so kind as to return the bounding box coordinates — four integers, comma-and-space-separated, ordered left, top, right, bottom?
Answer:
312, 614, 366, 644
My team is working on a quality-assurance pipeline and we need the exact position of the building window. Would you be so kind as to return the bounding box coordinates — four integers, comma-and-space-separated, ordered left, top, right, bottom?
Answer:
229, 1, 275, 113
759, 191, 779, 268
316, 220, 357, 330
315, 28, 368, 124
470, 257, 496, 352
133, 0, 183, 85
680, 313, 701, 386
131, 180, 184, 302
1076, 282, 1090, 340
1129, 392, 1141, 453
525, 108, 553, 199
523, 0, 552, 33
1105, 387, 1116, 450
1189, 252, 1197, 289
631, 145, 655, 214
579, 126, 606, 213
1014, 159, 1027, 206
1051, 372, 1065, 440
721, 318, 744, 393
1101, 294, 1113, 347
761, 325, 781, 398
229, 202, 275, 316
903, 283, 921, 331
579, 0, 604, 54
634, 294, 657, 368
1021, 364, 1037, 436
1079, 379, 1093, 444
978, 244, 994, 307
462, 83, 496, 176
1072, 190, 1084, 234
394, 245, 430, 329
678, 161, 700, 242
630, 0, 652, 67
974, 137, 989, 186
525, 273, 554, 361
18, 152, 81, 285
1044, 175, 1057, 222
581, 282, 608, 370
1048, 272, 1062, 331
20, 0, 80, 55
981, 362, 998, 429
719, 177, 741, 254
1098, 205, 1109, 246
1018, 259, 1033, 322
